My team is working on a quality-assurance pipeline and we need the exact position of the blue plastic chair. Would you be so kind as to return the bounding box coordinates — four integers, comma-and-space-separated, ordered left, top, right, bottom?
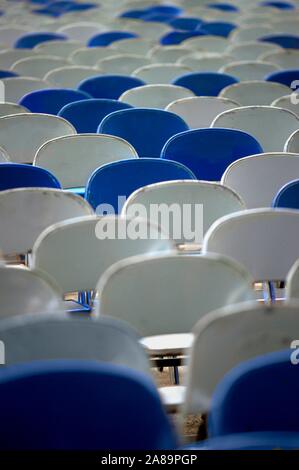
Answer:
160, 30, 206, 45
88, 31, 138, 47
14, 32, 67, 49
146, 4, 182, 16
161, 128, 263, 180
209, 349, 299, 437
63, 2, 97, 12
142, 12, 176, 23
168, 17, 204, 31
201, 21, 237, 38
260, 34, 299, 49
273, 179, 299, 209
0, 360, 177, 450
207, 2, 239, 12
85, 158, 196, 212
0, 163, 61, 191
19, 89, 91, 115
184, 432, 299, 450
119, 9, 147, 19
260, 1, 295, 9
58, 99, 133, 133
0, 70, 18, 79
172, 72, 238, 96
266, 69, 299, 87
78, 75, 146, 100
98, 108, 189, 159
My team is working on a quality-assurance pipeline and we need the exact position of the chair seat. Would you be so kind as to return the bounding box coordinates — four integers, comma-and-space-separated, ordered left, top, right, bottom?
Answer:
159, 385, 186, 412
141, 333, 194, 356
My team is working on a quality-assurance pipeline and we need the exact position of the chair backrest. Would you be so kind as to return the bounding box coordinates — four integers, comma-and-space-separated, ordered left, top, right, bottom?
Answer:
132, 63, 192, 84
85, 158, 196, 212
0, 265, 64, 319
209, 349, 299, 436
2, 77, 51, 103
229, 25, 272, 43
222, 153, 299, 208
260, 49, 299, 69
98, 53, 151, 74
88, 31, 138, 47
273, 178, 299, 209
0, 188, 93, 256
161, 128, 262, 180
165, 96, 239, 128
70, 47, 120, 66
227, 41, 282, 61
148, 45, 193, 64
182, 35, 230, 52
34, 39, 82, 58
178, 53, 234, 72
219, 60, 279, 81
271, 94, 299, 117
123, 180, 245, 245
58, 98, 132, 133
285, 129, 299, 152
260, 34, 299, 49
14, 32, 67, 49
203, 208, 299, 281
0, 26, 31, 47
11, 55, 69, 78
113, 37, 155, 55
35, 134, 138, 188
44, 66, 102, 89
160, 31, 205, 46
168, 16, 203, 31
119, 84, 194, 109
0, 102, 29, 117
184, 301, 299, 413
0, 313, 149, 372
32, 216, 174, 293
0, 113, 75, 163
220, 81, 291, 106
201, 20, 236, 37
57, 22, 102, 42
98, 108, 189, 159
0, 360, 177, 450
19, 89, 91, 115
172, 71, 239, 96
266, 69, 299, 88
0, 49, 38, 69
211, 106, 299, 152
78, 74, 146, 99
97, 253, 255, 336
0, 164, 61, 192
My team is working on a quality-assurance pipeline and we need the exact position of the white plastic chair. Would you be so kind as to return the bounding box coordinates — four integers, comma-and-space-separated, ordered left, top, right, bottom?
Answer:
184, 301, 299, 413
286, 259, 299, 300
0, 49, 37, 69
212, 106, 299, 153
222, 152, 299, 208
132, 63, 192, 84
0, 313, 150, 372
0, 188, 93, 257
122, 180, 245, 247
96, 253, 255, 345
69, 46, 119, 66
44, 66, 101, 88
182, 36, 230, 53
203, 208, 299, 282
219, 60, 280, 81
271, 95, 299, 118
0, 102, 29, 117
165, 96, 239, 128
0, 26, 31, 47
119, 84, 194, 109
2, 77, 52, 103
34, 134, 138, 189
271, 19, 299, 35
259, 49, 299, 69
0, 113, 75, 164
148, 46, 193, 64
113, 38, 155, 55
32, 216, 174, 294
285, 129, 299, 153
11, 55, 69, 79
178, 53, 234, 72
119, 21, 170, 39
57, 22, 103, 42
220, 81, 291, 106
227, 41, 282, 61
0, 265, 64, 319
97, 54, 152, 75
34, 40, 83, 58
229, 25, 273, 43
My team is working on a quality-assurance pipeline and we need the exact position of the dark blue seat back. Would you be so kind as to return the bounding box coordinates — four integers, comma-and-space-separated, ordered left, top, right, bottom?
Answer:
273, 179, 299, 209
260, 1, 295, 9
58, 99, 133, 133
14, 32, 67, 48
0, 163, 61, 190
160, 30, 206, 45
168, 17, 204, 31
260, 34, 299, 49
201, 21, 236, 37
78, 75, 146, 100
85, 158, 196, 212
146, 4, 182, 16
266, 69, 299, 87
88, 31, 138, 47
172, 72, 239, 96
0, 360, 177, 450
19, 89, 91, 115
207, 2, 239, 12
0, 70, 18, 79
161, 128, 263, 180
209, 349, 299, 437
119, 9, 148, 19
98, 108, 189, 158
